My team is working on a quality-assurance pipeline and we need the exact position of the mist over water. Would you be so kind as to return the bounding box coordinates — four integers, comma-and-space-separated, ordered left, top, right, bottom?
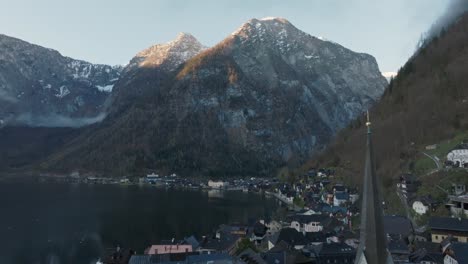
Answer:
10, 113, 107, 128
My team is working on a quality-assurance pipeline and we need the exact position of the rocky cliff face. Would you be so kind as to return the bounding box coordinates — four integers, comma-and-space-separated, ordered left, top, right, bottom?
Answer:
43, 18, 387, 177
0, 34, 122, 127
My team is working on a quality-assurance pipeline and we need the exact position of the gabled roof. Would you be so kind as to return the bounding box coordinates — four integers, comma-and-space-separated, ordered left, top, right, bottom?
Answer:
129, 255, 151, 264
451, 143, 468, 151
183, 236, 200, 250
387, 239, 409, 254
334, 192, 349, 200
186, 253, 233, 264
290, 214, 328, 224
276, 228, 309, 246
238, 248, 266, 264
451, 242, 468, 263
305, 231, 328, 243
149, 252, 197, 263
318, 242, 355, 256
408, 249, 444, 263
429, 217, 468, 232
383, 215, 413, 236
263, 252, 286, 264
253, 221, 268, 236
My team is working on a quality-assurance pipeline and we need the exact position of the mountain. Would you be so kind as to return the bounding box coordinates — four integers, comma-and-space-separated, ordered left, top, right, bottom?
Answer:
308, 13, 468, 183
0, 34, 122, 127
41, 18, 387, 177
111, 32, 206, 112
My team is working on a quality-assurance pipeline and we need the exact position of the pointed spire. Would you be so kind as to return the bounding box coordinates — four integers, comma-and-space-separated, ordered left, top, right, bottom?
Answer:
354, 111, 393, 264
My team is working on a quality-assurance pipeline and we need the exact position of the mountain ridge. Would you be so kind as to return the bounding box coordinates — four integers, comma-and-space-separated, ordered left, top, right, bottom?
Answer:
0, 33, 122, 127
38, 17, 387, 177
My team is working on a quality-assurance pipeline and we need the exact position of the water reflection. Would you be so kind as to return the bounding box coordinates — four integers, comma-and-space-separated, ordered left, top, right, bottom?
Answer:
0, 182, 279, 264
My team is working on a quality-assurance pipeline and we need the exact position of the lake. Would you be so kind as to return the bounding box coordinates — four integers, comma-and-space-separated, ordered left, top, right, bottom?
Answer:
0, 182, 280, 264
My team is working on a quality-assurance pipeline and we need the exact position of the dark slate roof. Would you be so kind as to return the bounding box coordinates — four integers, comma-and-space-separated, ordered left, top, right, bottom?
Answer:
184, 236, 200, 250
413, 241, 441, 253
276, 228, 308, 247
408, 249, 444, 263
418, 196, 437, 206
186, 253, 232, 264
334, 192, 349, 200
321, 218, 344, 232
263, 252, 286, 264
383, 215, 413, 236
388, 239, 409, 254
337, 230, 358, 240
129, 255, 151, 264
452, 143, 468, 151
304, 231, 328, 243
268, 241, 291, 253
317, 242, 356, 256
333, 185, 346, 192
451, 242, 468, 264
253, 221, 268, 237
238, 248, 266, 264
321, 205, 347, 214
149, 252, 197, 263
429, 217, 468, 232
289, 214, 328, 224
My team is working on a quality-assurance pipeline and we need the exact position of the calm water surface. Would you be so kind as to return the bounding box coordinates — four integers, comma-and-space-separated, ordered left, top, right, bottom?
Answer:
0, 182, 280, 264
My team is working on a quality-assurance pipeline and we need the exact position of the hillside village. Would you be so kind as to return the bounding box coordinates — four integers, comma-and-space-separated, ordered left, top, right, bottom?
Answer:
99, 137, 468, 264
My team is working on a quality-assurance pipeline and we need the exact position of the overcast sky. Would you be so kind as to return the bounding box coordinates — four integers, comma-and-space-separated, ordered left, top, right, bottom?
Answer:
0, 0, 449, 73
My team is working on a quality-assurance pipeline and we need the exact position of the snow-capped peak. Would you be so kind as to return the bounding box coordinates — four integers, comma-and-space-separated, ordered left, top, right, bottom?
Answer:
230, 17, 299, 44
129, 33, 206, 71
259, 17, 290, 24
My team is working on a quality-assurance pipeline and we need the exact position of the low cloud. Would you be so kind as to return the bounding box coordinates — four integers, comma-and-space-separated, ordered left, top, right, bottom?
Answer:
0, 89, 18, 103
12, 112, 107, 128
423, 0, 468, 44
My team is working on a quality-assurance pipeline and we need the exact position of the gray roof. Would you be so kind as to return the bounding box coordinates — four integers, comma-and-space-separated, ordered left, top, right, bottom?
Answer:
289, 214, 328, 224
384, 215, 413, 236
429, 217, 468, 232
186, 253, 233, 264
354, 121, 393, 264
129, 255, 151, 264
451, 242, 468, 263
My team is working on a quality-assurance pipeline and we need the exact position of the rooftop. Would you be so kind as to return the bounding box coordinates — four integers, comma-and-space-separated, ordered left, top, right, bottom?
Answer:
429, 217, 468, 232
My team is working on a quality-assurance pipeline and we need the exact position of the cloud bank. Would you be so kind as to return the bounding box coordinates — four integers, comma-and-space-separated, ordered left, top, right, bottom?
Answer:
424, 0, 468, 43
11, 112, 107, 128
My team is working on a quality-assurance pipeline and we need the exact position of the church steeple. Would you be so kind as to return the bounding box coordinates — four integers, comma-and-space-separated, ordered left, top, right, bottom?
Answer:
354, 112, 394, 264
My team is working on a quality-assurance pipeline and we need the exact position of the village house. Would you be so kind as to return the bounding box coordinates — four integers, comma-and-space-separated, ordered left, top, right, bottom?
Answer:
412, 196, 438, 215
333, 192, 349, 206
447, 144, 468, 168
451, 184, 466, 196
302, 242, 356, 263
332, 184, 347, 194
145, 244, 193, 255
398, 173, 420, 200
447, 195, 468, 217
348, 188, 359, 204
251, 221, 268, 245
290, 214, 328, 233
146, 173, 160, 184
208, 180, 229, 189
272, 228, 310, 249
429, 217, 468, 243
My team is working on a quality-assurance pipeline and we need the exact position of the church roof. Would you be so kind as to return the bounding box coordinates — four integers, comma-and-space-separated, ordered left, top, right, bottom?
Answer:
354, 114, 393, 264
